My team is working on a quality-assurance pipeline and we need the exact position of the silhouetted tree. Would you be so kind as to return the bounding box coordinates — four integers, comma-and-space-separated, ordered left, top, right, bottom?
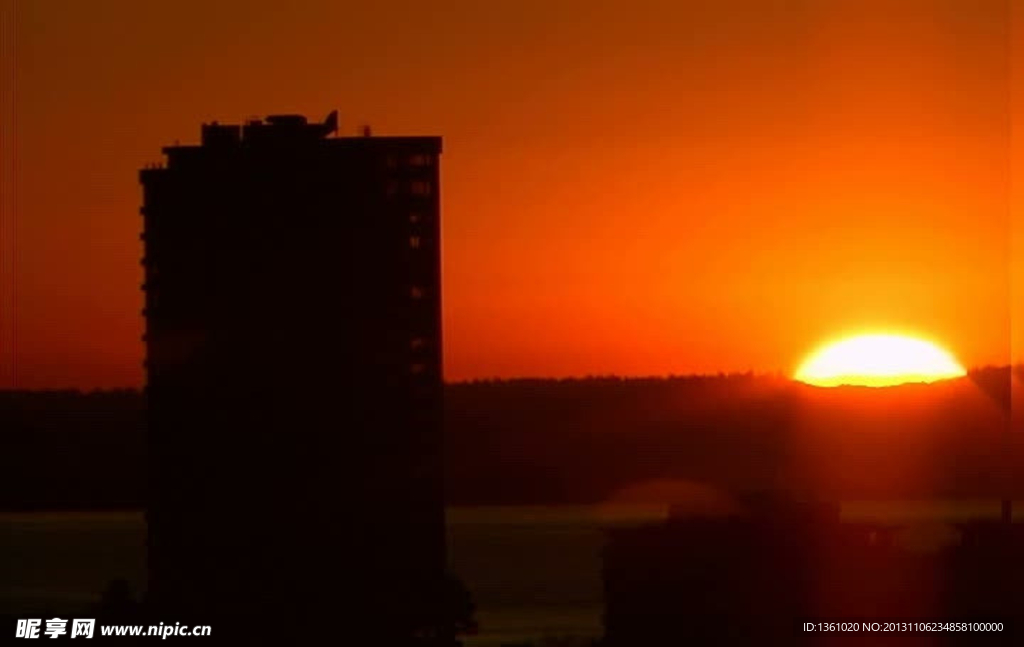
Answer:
95, 578, 141, 618
400, 572, 477, 645
443, 573, 477, 640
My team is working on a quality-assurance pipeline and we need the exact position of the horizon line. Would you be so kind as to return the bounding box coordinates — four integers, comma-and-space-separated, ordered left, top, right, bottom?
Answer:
4, 364, 1022, 393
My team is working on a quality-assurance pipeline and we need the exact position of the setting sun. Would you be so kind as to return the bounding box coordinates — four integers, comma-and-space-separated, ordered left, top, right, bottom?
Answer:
795, 334, 967, 387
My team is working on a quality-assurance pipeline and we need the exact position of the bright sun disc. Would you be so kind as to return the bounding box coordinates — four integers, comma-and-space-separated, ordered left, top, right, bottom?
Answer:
795, 334, 966, 387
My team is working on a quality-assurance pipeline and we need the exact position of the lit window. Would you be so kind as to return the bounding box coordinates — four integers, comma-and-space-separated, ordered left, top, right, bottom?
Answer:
409, 236, 422, 249
411, 286, 424, 299
409, 212, 422, 225
410, 181, 432, 196
410, 337, 426, 350
409, 153, 433, 167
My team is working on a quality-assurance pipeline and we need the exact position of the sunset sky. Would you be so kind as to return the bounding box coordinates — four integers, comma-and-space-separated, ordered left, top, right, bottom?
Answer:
2, 0, 1021, 389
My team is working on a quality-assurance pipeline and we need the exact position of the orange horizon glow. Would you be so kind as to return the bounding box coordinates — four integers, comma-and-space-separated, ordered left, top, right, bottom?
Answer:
795, 333, 967, 388
1, 0, 1019, 389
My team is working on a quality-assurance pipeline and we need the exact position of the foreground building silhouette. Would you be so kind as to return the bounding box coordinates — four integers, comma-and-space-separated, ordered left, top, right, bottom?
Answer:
139, 112, 446, 639
603, 500, 1024, 646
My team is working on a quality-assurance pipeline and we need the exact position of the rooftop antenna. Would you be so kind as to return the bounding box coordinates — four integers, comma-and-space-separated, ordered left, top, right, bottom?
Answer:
322, 110, 338, 137
361, 124, 372, 137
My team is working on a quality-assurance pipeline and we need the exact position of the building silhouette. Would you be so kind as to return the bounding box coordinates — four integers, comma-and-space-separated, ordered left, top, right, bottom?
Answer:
602, 499, 1024, 646
139, 112, 446, 639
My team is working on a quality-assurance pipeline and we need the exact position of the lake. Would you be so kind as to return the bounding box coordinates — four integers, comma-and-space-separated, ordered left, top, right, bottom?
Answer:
3, 502, 1020, 645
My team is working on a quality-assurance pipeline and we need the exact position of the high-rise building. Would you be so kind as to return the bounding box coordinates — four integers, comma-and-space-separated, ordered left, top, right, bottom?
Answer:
139, 112, 445, 638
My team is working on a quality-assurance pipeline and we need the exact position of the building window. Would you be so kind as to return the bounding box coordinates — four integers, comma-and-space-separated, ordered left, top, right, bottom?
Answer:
409, 212, 422, 225
410, 286, 424, 299
411, 363, 426, 374
409, 153, 433, 167
409, 235, 422, 249
386, 180, 401, 196
410, 337, 426, 350
386, 155, 398, 169
410, 180, 432, 196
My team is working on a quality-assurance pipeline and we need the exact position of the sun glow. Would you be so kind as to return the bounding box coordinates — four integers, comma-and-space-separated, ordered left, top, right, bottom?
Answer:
795, 334, 966, 387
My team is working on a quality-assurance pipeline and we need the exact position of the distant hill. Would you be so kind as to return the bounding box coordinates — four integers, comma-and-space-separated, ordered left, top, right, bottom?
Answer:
2, 367, 1022, 510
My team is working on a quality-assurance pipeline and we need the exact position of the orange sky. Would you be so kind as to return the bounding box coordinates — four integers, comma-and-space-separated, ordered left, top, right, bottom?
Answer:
1, 0, 1020, 389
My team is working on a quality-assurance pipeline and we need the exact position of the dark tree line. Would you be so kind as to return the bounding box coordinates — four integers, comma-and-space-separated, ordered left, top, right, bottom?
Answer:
2, 367, 1022, 510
